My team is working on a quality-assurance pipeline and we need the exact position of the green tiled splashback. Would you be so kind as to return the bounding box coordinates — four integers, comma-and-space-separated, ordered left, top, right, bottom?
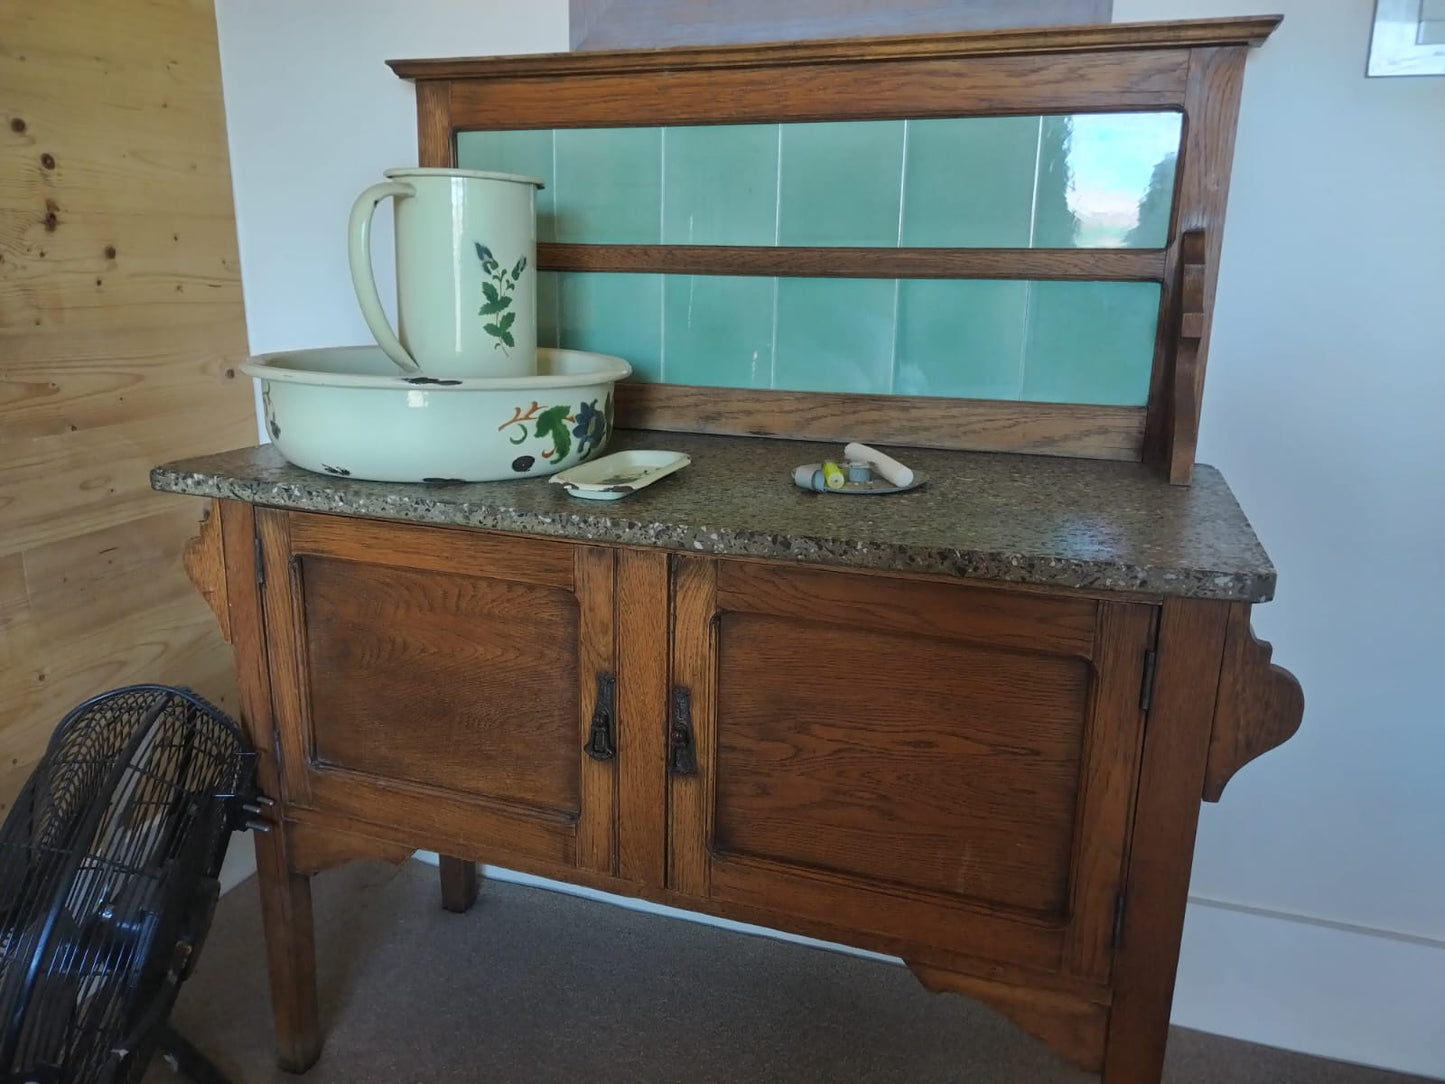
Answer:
535, 272, 1160, 406
459, 114, 1178, 406
458, 113, 1181, 249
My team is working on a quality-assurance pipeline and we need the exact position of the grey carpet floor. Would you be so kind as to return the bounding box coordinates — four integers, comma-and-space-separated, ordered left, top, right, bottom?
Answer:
148, 859, 1429, 1084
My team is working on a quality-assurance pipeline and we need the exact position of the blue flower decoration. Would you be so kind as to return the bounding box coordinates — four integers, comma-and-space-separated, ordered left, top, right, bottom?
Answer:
573, 399, 605, 459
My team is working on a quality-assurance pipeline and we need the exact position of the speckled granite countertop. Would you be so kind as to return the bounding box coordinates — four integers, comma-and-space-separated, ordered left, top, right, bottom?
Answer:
151, 430, 1275, 602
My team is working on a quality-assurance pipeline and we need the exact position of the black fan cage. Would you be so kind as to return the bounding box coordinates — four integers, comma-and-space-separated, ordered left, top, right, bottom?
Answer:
0, 685, 254, 1083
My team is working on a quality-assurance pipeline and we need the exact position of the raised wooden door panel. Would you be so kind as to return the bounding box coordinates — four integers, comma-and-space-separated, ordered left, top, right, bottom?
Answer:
669, 557, 1156, 983
256, 509, 616, 875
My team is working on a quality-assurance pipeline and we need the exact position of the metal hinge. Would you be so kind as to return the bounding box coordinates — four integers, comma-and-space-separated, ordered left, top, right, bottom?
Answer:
1113, 889, 1127, 949
1139, 648, 1158, 712
254, 533, 266, 587
585, 672, 617, 761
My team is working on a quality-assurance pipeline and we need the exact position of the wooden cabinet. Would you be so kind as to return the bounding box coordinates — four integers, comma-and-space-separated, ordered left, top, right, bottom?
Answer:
183, 497, 1300, 1081
170, 19, 1299, 1077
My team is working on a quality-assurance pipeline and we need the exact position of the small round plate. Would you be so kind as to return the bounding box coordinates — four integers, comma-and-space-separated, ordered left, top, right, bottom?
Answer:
794, 463, 928, 495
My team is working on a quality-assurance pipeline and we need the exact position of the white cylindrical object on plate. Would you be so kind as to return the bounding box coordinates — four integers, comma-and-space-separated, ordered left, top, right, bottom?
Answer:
843, 442, 914, 487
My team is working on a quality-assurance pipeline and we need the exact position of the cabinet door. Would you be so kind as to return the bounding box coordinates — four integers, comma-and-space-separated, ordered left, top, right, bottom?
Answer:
668, 557, 1155, 984
257, 509, 616, 876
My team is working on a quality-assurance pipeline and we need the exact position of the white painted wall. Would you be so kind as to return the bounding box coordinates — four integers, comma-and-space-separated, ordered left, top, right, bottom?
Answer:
213, 0, 569, 363
212, 0, 1445, 1076
209, 0, 568, 890
1108, 0, 1445, 1075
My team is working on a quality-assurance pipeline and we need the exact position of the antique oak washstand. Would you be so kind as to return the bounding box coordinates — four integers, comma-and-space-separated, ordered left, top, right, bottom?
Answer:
154, 18, 1302, 1083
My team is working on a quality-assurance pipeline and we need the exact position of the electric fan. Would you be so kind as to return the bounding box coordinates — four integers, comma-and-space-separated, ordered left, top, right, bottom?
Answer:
0, 685, 269, 1084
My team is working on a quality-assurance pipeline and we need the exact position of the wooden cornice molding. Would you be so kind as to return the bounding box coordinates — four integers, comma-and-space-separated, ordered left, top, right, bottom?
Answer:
388, 16, 1282, 81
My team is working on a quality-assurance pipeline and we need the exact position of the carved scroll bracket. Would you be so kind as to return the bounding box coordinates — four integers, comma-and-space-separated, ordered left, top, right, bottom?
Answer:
183, 499, 230, 642
1204, 603, 1304, 801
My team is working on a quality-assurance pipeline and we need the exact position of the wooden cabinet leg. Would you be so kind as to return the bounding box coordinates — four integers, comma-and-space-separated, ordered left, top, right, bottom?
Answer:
439, 855, 480, 913
1102, 600, 1231, 1084
254, 828, 321, 1073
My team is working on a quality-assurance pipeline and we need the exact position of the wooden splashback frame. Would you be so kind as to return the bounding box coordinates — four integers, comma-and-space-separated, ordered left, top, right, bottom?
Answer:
390, 16, 1279, 484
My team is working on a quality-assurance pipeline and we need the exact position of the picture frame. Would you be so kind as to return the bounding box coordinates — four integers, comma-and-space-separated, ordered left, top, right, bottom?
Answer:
1367, 0, 1445, 76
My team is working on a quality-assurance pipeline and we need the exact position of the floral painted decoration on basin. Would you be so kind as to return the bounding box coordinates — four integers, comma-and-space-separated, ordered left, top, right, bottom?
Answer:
262, 381, 281, 441
498, 392, 614, 475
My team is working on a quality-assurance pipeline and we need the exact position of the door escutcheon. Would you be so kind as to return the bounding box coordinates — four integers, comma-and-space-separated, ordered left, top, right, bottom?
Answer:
585, 672, 616, 761
669, 686, 697, 776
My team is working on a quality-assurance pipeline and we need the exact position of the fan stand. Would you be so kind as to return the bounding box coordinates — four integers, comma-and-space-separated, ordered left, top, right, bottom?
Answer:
156, 1026, 229, 1084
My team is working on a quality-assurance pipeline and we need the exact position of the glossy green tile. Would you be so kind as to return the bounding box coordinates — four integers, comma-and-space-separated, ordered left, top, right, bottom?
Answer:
558, 273, 663, 382
1032, 116, 1079, 248
894, 279, 1028, 399
1033, 113, 1182, 249
663, 275, 774, 388
1068, 113, 1181, 248
1022, 281, 1160, 405
662, 125, 779, 246
774, 277, 895, 394
552, 128, 662, 243
456, 129, 557, 242
778, 121, 905, 248
900, 117, 1039, 248
536, 270, 559, 349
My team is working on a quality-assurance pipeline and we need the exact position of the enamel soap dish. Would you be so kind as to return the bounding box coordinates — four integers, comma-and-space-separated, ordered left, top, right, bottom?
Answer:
550, 450, 691, 500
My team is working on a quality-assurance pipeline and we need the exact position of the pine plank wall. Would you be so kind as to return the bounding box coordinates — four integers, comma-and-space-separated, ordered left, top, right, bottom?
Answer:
0, 0, 254, 811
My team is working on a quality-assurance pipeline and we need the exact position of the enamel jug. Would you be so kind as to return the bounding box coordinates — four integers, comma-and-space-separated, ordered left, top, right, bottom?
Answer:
349, 167, 543, 378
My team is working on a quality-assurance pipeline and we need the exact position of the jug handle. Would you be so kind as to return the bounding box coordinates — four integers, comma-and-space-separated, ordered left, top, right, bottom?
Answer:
348, 180, 420, 374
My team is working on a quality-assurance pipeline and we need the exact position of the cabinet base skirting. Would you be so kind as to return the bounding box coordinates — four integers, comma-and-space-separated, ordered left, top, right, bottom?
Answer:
279, 810, 1114, 1074
288, 817, 415, 876
279, 806, 1112, 991
908, 962, 1108, 1072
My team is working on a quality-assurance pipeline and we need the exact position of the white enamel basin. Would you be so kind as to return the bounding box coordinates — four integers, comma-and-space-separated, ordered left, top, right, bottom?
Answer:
240, 346, 631, 483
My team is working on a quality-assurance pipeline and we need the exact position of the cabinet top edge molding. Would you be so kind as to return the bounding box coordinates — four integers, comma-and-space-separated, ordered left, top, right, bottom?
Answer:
387, 16, 1283, 82
151, 430, 1276, 603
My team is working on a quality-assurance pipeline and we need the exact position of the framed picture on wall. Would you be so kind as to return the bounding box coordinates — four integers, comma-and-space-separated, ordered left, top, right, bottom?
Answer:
1367, 0, 1445, 76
